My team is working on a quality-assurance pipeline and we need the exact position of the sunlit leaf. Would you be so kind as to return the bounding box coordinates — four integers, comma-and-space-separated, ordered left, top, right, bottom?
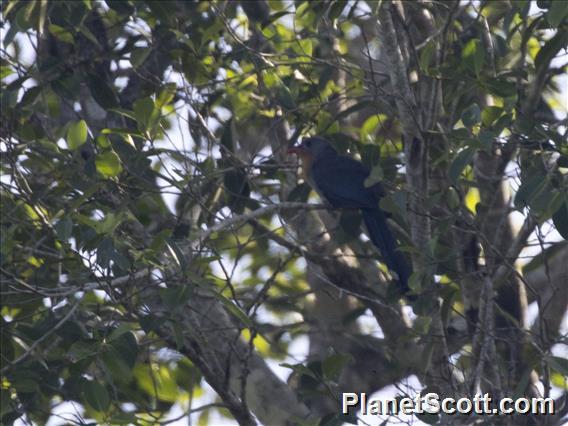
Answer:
95, 151, 122, 177
462, 39, 485, 75
67, 120, 88, 149
48, 24, 74, 44
133, 364, 180, 403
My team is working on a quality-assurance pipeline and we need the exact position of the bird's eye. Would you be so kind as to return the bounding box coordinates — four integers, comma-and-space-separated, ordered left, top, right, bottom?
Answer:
305, 139, 312, 148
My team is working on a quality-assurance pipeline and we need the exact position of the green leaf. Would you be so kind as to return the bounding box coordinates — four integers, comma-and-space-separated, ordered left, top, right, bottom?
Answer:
551, 371, 568, 390
159, 285, 193, 311
419, 40, 436, 72
413, 315, 432, 335
545, 356, 568, 377
536, 190, 564, 221
108, 412, 137, 425
197, 410, 210, 426
134, 97, 160, 133
478, 129, 495, 151
89, 212, 125, 235
446, 186, 460, 211
275, 82, 296, 110
379, 191, 407, 221
96, 135, 111, 149
19, 86, 42, 108
55, 216, 73, 241
483, 78, 516, 98
512, 368, 533, 399
481, 106, 504, 127
0, 64, 14, 80
101, 127, 143, 139
514, 173, 547, 210
216, 293, 252, 328
133, 97, 154, 127
133, 364, 180, 403
131, 47, 151, 68
67, 120, 88, 149
78, 26, 101, 47
67, 340, 99, 362
48, 24, 75, 44
101, 346, 132, 383
364, 165, 384, 188
10, 370, 39, 393
112, 250, 130, 270
1, 387, 14, 418
44, 88, 61, 117
82, 380, 110, 412
546, 0, 568, 27
95, 151, 122, 177
522, 240, 567, 274
545, 356, 568, 376
261, 11, 292, 28
156, 83, 176, 109
329, 1, 347, 21
448, 148, 475, 183
173, 358, 202, 391
86, 74, 118, 109
462, 39, 485, 75
322, 353, 351, 381
106, 0, 135, 14
461, 103, 481, 128
295, 38, 313, 56
102, 332, 138, 382
408, 272, 423, 292
332, 100, 374, 126
279, 362, 318, 379
139, 314, 166, 333
165, 238, 188, 271
147, 1, 173, 25
295, 1, 311, 18
107, 324, 132, 342
360, 114, 385, 141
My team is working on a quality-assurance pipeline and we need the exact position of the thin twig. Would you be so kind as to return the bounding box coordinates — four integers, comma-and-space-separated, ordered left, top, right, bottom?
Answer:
1, 299, 81, 374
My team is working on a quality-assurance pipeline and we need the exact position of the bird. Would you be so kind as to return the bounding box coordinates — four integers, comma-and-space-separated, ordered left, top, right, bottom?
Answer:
288, 136, 411, 294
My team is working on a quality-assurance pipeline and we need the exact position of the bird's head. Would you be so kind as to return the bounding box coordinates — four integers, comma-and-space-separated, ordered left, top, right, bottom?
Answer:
287, 136, 336, 161
288, 136, 336, 180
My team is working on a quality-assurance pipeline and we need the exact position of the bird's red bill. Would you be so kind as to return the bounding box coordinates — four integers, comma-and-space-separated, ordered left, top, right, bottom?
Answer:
287, 146, 301, 155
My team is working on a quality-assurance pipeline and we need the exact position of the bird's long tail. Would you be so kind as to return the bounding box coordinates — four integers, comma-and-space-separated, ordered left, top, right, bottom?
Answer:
362, 208, 411, 293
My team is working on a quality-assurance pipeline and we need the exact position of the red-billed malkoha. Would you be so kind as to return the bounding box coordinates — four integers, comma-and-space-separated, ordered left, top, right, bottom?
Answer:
288, 136, 411, 293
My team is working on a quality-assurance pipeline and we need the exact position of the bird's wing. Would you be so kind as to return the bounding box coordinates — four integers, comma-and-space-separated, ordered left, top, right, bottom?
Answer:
310, 153, 380, 209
